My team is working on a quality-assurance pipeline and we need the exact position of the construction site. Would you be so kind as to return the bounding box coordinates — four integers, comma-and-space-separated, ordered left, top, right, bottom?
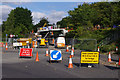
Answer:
0, 1, 120, 80
0, 24, 120, 80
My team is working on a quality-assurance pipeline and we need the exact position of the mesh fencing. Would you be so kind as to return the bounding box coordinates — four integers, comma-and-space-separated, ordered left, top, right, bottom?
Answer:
65, 38, 74, 45
1, 38, 97, 51
74, 39, 97, 51
65, 38, 97, 51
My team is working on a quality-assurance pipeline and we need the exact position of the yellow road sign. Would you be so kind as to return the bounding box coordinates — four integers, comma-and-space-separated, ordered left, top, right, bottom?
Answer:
80, 52, 99, 64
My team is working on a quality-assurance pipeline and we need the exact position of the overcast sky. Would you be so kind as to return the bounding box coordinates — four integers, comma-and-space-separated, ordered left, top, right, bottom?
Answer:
0, 0, 114, 25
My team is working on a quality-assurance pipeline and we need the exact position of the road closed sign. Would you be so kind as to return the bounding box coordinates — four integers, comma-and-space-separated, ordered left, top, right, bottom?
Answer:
80, 52, 99, 64
50, 50, 62, 61
19, 48, 33, 57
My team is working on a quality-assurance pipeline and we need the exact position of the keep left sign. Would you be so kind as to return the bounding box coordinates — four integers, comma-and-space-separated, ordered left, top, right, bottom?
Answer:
19, 48, 33, 57
50, 50, 62, 61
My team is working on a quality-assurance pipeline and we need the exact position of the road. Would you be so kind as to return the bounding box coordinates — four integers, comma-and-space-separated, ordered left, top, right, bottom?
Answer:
1, 46, 120, 79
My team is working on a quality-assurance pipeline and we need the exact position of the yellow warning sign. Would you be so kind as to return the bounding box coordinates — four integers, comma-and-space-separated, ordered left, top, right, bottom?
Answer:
81, 52, 99, 64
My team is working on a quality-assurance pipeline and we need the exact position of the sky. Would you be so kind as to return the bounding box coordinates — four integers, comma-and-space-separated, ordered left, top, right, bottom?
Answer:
0, 0, 114, 25
0, 2, 81, 25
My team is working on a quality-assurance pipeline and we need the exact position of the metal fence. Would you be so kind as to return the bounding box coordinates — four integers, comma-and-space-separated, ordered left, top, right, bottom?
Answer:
74, 39, 97, 51
1, 38, 97, 51
65, 38, 74, 45
65, 38, 97, 51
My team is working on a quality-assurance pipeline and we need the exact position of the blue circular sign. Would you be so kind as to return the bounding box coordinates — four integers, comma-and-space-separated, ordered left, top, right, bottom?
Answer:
51, 50, 61, 60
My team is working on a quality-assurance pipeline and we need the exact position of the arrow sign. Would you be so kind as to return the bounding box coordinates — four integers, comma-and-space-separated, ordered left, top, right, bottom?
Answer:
53, 51, 60, 58
50, 50, 62, 61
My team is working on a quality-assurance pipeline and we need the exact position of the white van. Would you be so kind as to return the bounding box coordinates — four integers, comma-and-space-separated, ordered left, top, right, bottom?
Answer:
55, 37, 65, 48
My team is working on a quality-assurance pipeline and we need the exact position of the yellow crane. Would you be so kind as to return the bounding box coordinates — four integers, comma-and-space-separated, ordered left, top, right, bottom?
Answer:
43, 23, 47, 27
40, 23, 47, 30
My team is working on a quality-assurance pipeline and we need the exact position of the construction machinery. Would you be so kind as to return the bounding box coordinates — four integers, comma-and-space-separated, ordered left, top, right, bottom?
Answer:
36, 23, 69, 48
39, 38, 48, 47
36, 35, 49, 48
13, 38, 32, 49
17, 38, 32, 46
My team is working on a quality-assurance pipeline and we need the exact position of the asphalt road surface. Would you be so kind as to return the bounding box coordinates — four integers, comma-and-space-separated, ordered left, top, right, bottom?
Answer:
1, 47, 120, 79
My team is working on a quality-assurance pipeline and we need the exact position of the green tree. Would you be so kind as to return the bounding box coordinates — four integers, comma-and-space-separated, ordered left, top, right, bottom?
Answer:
2, 7, 33, 38
57, 2, 120, 38
34, 17, 49, 32
14, 7, 33, 31
57, 16, 71, 28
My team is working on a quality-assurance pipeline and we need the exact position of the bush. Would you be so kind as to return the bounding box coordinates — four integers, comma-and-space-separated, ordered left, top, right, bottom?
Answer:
74, 39, 96, 51
100, 44, 116, 52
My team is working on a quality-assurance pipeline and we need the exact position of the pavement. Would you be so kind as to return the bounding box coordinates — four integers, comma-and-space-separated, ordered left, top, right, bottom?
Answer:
1, 47, 120, 79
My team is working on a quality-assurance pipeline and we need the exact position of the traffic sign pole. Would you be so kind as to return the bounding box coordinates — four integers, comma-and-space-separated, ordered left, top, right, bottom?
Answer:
6, 34, 7, 43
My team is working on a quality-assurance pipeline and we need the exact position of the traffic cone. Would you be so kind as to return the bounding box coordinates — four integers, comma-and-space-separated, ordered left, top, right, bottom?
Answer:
6, 42, 8, 50
32, 30, 34, 33
118, 57, 120, 66
31, 53, 33, 57
35, 41, 37, 48
116, 46, 118, 52
35, 51, 39, 62
66, 45, 69, 52
108, 52, 111, 62
52, 38, 54, 44
2, 43, 4, 47
28, 44, 30, 48
98, 46, 100, 52
72, 46, 74, 53
71, 49, 74, 57
46, 49, 49, 56
51, 31, 53, 35
68, 55, 73, 68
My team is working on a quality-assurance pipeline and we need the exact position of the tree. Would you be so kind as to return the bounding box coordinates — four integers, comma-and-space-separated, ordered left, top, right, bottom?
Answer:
14, 7, 33, 31
2, 7, 33, 38
57, 2, 120, 41
57, 2, 120, 29
34, 17, 49, 32
57, 16, 71, 28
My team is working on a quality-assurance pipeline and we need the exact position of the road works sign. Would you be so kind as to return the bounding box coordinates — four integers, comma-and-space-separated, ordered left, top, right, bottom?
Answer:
50, 50, 62, 61
80, 52, 99, 64
19, 48, 33, 57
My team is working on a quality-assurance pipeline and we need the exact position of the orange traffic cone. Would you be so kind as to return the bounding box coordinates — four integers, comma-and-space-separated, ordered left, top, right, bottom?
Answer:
71, 49, 74, 57
68, 55, 73, 68
98, 46, 100, 52
51, 31, 53, 35
72, 46, 74, 53
35, 41, 37, 48
31, 54, 33, 57
35, 51, 39, 62
52, 38, 54, 44
108, 52, 111, 62
28, 44, 30, 48
2, 43, 4, 47
46, 49, 49, 56
118, 58, 120, 66
116, 46, 118, 52
32, 30, 34, 33
66, 45, 69, 52
6, 42, 8, 50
